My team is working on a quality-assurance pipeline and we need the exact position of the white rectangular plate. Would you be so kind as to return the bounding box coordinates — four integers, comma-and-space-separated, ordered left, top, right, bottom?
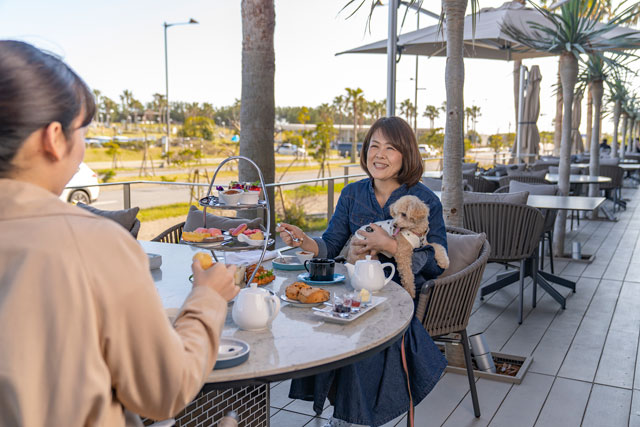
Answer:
311, 296, 387, 324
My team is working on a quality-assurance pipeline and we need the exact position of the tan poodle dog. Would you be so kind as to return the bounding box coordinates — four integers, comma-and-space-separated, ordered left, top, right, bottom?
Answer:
347, 195, 449, 298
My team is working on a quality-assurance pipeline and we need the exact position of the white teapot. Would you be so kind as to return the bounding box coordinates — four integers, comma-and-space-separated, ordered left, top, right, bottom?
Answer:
232, 283, 280, 331
344, 255, 396, 293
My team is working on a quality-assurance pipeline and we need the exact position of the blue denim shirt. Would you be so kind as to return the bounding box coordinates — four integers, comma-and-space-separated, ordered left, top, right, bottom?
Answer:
315, 178, 448, 290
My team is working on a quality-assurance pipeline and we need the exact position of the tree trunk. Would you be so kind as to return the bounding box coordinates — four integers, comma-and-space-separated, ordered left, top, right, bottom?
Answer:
620, 113, 628, 160
442, 0, 467, 228
514, 59, 521, 137
588, 80, 603, 199
612, 100, 621, 157
553, 64, 563, 156
626, 119, 634, 156
552, 52, 578, 257
586, 86, 593, 156
351, 103, 357, 163
240, 0, 276, 230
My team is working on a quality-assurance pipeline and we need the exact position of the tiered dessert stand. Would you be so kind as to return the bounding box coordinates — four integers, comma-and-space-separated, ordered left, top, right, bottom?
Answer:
195, 156, 272, 286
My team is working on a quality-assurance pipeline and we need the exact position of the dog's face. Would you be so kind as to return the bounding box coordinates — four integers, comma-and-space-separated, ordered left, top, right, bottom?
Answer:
389, 195, 430, 234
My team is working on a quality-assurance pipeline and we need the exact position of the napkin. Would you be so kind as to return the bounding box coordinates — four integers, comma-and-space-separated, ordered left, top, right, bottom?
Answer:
224, 250, 278, 266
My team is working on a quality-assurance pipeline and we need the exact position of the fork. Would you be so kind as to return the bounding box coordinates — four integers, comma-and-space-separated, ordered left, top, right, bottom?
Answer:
277, 223, 302, 243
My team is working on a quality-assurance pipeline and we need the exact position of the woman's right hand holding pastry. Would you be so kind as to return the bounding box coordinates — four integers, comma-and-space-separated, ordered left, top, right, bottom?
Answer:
192, 260, 240, 302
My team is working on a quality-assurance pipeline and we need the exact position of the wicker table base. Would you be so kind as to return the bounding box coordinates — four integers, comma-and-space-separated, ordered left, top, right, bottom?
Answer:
142, 383, 269, 427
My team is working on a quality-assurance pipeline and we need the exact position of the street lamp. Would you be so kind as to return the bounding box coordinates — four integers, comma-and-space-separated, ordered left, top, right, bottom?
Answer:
163, 18, 198, 154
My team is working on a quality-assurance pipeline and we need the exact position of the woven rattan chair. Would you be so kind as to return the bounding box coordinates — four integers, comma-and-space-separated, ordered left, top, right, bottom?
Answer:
415, 226, 490, 419
463, 202, 545, 324
464, 173, 498, 193
599, 164, 625, 211
498, 175, 550, 188
151, 221, 185, 243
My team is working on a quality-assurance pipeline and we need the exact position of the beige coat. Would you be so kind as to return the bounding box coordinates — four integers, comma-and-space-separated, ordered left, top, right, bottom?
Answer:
0, 179, 227, 426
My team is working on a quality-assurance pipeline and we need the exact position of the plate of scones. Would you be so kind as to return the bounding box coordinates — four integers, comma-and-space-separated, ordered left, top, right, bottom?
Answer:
281, 281, 330, 307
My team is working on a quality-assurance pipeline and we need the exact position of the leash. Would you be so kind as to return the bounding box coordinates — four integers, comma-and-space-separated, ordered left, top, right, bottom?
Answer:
401, 334, 414, 427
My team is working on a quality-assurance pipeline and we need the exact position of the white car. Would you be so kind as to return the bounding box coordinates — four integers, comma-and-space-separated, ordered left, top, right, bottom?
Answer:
60, 163, 100, 205
276, 143, 306, 156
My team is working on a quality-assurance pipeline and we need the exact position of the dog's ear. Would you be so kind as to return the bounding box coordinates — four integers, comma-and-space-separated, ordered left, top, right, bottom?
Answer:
389, 199, 398, 218
408, 199, 429, 223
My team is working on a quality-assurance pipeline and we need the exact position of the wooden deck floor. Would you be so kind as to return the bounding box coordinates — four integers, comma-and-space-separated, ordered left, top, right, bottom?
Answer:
269, 184, 640, 427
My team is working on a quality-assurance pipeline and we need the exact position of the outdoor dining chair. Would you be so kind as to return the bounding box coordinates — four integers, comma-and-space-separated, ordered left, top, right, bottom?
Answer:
152, 221, 185, 244
464, 173, 498, 193
599, 164, 625, 211
497, 174, 549, 188
463, 202, 545, 324
415, 226, 490, 419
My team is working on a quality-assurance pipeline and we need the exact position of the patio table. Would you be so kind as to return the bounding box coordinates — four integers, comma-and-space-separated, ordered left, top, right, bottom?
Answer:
139, 240, 414, 426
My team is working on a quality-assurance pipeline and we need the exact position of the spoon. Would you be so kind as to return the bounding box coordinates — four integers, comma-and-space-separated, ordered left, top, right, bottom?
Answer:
277, 223, 302, 243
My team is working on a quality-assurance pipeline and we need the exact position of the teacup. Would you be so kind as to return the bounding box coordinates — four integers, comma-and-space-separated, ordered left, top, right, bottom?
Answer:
296, 250, 315, 264
304, 258, 335, 282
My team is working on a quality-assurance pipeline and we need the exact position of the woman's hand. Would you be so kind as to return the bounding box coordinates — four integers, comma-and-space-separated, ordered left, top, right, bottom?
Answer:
276, 222, 319, 256
191, 262, 240, 302
352, 224, 398, 257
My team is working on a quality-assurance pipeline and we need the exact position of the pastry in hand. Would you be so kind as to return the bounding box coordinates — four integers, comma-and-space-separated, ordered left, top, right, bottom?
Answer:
298, 287, 330, 304
192, 252, 214, 270
285, 282, 311, 300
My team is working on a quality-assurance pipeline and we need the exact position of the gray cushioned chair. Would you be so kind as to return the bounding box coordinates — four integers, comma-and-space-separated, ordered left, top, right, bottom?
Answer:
599, 164, 625, 211
415, 226, 490, 419
464, 173, 498, 193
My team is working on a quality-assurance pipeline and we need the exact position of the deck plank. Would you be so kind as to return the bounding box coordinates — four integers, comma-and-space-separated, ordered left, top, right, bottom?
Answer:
535, 377, 591, 427
487, 373, 554, 427
582, 384, 632, 427
441, 378, 512, 427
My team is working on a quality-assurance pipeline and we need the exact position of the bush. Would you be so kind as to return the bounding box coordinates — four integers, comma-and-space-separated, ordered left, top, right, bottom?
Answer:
99, 169, 116, 183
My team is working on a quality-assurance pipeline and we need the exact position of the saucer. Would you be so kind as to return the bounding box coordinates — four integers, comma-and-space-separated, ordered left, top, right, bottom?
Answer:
214, 337, 250, 370
297, 273, 346, 285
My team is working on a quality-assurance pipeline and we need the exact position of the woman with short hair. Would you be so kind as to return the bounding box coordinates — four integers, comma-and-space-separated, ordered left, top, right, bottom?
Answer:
278, 117, 447, 427
0, 40, 239, 426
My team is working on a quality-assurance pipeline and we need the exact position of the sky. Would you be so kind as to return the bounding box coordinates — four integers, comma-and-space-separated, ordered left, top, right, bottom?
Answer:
0, 0, 635, 135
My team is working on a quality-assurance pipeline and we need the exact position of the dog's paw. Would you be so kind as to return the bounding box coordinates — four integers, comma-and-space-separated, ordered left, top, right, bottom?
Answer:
431, 243, 450, 270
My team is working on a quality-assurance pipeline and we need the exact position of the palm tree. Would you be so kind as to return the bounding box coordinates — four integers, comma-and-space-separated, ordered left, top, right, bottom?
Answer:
503, 0, 640, 256
345, 87, 365, 162
92, 89, 102, 124
607, 72, 629, 158
423, 105, 440, 129
368, 99, 386, 122
240, 0, 276, 228
399, 99, 416, 124
152, 93, 167, 124
464, 106, 473, 136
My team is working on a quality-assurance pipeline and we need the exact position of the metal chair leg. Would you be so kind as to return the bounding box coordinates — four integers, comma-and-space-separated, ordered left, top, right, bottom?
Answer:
460, 329, 481, 418
548, 231, 555, 274
539, 238, 545, 271
519, 259, 525, 324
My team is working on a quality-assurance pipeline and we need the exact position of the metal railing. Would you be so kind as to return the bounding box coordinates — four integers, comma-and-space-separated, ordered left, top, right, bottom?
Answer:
65, 172, 368, 218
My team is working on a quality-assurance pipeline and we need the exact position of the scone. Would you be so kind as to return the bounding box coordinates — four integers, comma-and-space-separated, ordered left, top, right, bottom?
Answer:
193, 252, 214, 269
285, 282, 311, 300
298, 287, 330, 304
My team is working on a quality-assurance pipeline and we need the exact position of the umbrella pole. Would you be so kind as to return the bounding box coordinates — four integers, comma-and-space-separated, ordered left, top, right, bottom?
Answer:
516, 65, 528, 164
386, 0, 399, 116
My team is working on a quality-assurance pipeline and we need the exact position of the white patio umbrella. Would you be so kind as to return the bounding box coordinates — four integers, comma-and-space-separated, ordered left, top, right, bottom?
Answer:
338, 2, 556, 60
511, 65, 542, 160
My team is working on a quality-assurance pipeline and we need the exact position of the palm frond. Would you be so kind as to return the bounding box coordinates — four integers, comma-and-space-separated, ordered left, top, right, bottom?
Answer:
502, 0, 640, 57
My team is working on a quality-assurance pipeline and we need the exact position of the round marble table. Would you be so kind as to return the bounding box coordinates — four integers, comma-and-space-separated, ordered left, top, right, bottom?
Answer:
140, 240, 414, 387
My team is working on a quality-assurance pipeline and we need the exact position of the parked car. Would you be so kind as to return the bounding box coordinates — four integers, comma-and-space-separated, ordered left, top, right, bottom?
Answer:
418, 144, 438, 157
276, 143, 306, 156
336, 142, 363, 158
59, 163, 100, 205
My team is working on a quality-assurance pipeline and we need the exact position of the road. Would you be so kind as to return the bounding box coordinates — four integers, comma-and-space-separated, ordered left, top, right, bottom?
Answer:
94, 166, 366, 210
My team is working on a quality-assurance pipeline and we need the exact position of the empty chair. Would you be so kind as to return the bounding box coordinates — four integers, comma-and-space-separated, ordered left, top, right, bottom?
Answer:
498, 172, 549, 188
463, 202, 545, 324
599, 164, 625, 211
464, 173, 498, 193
